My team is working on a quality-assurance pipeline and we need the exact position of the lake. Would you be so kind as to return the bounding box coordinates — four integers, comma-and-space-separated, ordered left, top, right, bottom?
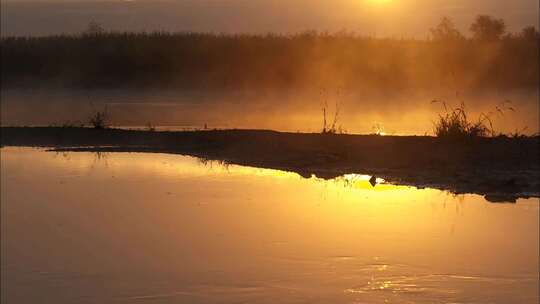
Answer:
1, 147, 538, 303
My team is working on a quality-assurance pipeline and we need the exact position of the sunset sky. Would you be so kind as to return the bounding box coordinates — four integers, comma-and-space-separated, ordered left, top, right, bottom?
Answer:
2, 0, 538, 36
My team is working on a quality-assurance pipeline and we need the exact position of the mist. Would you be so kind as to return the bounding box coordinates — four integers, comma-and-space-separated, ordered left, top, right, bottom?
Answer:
1, 2, 538, 136
2, 88, 538, 135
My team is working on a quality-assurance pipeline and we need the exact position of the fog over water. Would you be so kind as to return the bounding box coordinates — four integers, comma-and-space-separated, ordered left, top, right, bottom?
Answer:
2, 88, 538, 135
1, 0, 538, 135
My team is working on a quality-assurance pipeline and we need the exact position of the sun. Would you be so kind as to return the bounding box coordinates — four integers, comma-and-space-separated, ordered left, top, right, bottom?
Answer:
365, 0, 393, 5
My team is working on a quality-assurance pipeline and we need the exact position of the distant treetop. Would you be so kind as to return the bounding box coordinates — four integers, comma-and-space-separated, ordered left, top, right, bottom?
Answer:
84, 21, 105, 36
470, 15, 506, 41
430, 17, 464, 41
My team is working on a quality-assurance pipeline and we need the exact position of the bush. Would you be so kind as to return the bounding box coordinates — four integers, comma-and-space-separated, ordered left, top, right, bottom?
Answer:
88, 108, 109, 129
432, 101, 492, 139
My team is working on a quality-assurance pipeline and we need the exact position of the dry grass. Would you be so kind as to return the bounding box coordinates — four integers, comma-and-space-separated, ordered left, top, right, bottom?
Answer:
430, 99, 529, 140
321, 89, 343, 134
430, 100, 520, 140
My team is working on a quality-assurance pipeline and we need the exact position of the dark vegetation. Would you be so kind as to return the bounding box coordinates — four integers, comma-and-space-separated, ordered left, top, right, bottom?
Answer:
88, 107, 110, 129
1, 16, 538, 90
432, 102, 492, 139
430, 99, 529, 140
320, 89, 344, 134
1, 127, 538, 202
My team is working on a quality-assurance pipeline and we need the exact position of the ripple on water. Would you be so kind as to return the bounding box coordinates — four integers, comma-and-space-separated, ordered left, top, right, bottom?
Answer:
344, 273, 528, 303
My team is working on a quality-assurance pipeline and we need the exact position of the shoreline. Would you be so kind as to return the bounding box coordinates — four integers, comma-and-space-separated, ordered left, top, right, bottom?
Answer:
2, 127, 539, 203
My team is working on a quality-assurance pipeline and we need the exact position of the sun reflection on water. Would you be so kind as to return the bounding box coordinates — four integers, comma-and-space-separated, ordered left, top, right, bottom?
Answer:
1, 147, 539, 304
40, 148, 405, 193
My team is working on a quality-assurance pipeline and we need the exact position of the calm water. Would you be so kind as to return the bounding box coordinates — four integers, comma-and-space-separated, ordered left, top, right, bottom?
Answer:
1, 147, 538, 304
2, 88, 539, 136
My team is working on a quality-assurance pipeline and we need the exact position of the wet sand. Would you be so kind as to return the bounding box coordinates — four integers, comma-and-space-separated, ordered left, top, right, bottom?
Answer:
1, 127, 539, 202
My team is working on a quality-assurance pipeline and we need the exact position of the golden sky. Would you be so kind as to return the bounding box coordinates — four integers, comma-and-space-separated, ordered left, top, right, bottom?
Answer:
1, 0, 538, 36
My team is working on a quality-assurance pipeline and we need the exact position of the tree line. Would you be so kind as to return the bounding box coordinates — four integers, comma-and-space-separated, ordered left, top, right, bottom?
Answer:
1, 15, 538, 91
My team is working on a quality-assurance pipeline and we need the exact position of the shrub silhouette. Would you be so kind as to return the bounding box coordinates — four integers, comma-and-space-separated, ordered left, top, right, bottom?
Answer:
432, 101, 490, 139
431, 100, 520, 139
88, 108, 109, 129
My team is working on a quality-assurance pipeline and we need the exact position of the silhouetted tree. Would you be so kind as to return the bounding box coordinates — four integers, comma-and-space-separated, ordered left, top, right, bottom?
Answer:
520, 26, 540, 41
430, 17, 463, 41
84, 21, 105, 35
470, 15, 506, 41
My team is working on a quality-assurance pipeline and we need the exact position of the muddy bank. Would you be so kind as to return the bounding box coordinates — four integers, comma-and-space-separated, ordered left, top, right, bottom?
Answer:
2, 127, 539, 202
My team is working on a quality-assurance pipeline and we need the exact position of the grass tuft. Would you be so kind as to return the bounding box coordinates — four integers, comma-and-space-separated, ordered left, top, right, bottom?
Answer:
432, 100, 491, 139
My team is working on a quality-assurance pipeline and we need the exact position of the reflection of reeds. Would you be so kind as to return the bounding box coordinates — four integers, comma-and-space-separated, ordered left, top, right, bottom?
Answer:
197, 157, 230, 172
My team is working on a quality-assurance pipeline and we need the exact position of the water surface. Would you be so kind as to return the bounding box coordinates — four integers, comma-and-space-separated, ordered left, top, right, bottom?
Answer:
2, 88, 539, 135
1, 147, 538, 303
